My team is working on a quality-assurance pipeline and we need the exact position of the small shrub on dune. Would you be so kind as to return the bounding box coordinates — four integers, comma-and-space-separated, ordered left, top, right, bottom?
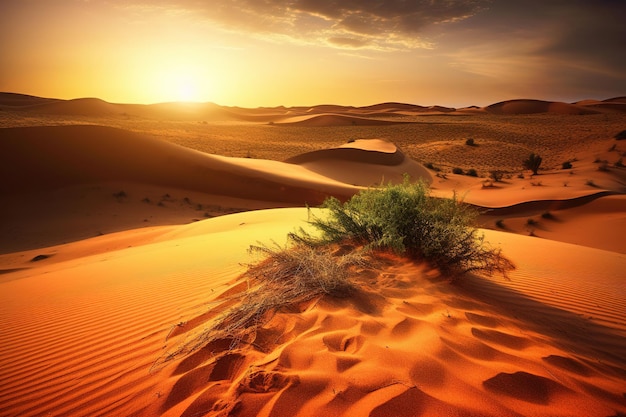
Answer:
295, 179, 513, 277
214, 243, 363, 344
562, 161, 573, 169
523, 153, 543, 175
159, 179, 514, 362
466, 168, 478, 177
489, 171, 504, 182
452, 167, 464, 175
160, 242, 366, 358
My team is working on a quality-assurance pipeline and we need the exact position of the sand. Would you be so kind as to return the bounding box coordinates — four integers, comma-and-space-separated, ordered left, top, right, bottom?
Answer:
0, 94, 625, 416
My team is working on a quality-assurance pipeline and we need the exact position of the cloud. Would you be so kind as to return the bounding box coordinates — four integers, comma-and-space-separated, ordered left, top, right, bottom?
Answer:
117, 0, 490, 50
441, 0, 626, 97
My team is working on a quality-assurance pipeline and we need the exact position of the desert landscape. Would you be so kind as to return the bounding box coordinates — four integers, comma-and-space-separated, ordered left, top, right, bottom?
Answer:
1, 92, 625, 417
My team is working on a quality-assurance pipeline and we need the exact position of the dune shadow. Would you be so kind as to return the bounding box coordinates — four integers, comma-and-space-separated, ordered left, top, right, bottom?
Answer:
457, 273, 626, 373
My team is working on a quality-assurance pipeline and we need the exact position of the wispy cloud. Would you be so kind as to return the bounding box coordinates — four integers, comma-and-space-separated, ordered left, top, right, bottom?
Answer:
113, 0, 490, 50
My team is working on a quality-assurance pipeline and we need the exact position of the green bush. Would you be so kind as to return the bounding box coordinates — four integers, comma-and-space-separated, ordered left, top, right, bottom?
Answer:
295, 179, 513, 276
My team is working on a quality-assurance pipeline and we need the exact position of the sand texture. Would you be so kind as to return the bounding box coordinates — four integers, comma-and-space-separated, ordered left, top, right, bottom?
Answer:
1, 94, 625, 416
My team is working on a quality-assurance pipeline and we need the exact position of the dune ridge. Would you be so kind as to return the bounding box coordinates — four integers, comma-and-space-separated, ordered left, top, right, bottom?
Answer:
3, 93, 625, 124
286, 139, 432, 187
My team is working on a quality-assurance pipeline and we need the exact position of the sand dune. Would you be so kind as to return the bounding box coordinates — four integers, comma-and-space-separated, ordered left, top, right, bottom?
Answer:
286, 139, 432, 187
0, 125, 357, 200
275, 113, 411, 127
0, 126, 433, 252
1, 94, 625, 417
484, 99, 598, 115
3, 93, 625, 125
1, 208, 624, 417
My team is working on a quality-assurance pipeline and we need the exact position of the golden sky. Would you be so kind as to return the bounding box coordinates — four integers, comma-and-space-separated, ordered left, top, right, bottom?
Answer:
1, 0, 624, 107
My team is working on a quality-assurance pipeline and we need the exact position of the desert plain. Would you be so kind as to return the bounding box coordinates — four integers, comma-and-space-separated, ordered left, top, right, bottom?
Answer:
1, 93, 625, 417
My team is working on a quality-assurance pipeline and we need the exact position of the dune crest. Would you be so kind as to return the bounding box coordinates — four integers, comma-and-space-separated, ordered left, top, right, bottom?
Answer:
285, 139, 432, 187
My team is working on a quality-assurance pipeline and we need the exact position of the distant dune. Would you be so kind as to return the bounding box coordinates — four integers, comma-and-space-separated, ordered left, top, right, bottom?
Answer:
0, 125, 359, 201
285, 139, 432, 186
2, 93, 626, 123
484, 99, 596, 115
275, 113, 411, 126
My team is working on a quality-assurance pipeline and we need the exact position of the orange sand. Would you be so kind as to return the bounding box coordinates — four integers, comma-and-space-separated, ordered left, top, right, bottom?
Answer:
1, 94, 625, 416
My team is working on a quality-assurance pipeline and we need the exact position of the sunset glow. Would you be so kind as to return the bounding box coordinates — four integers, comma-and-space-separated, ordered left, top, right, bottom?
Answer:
1, 0, 624, 106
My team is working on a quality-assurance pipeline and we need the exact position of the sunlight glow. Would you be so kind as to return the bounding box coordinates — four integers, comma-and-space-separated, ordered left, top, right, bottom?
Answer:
154, 68, 211, 103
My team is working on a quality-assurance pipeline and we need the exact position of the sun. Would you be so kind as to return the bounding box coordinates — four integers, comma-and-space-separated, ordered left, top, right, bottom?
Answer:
175, 78, 197, 102
154, 69, 209, 103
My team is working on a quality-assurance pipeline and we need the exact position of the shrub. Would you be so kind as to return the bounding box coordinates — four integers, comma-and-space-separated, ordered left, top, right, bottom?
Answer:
489, 171, 504, 182
495, 219, 505, 229
466, 168, 478, 177
154, 241, 367, 359
465, 138, 476, 146
425, 162, 441, 171
615, 130, 626, 140
523, 153, 543, 175
562, 161, 573, 169
295, 179, 513, 276
156, 180, 514, 362
452, 167, 464, 175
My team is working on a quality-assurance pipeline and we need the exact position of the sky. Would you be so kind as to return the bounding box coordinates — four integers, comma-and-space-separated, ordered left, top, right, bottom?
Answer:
1, 0, 625, 107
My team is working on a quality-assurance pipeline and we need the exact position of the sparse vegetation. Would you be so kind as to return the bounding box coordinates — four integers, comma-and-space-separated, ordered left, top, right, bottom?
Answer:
159, 179, 513, 361
452, 167, 464, 175
523, 153, 543, 175
562, 161, 573, 169
465, 138, 476, 146
424, 162, 441, 172
541, 211, 554, 220
159, 242, 367, 356
495, 219, 505, 229
294, 179, 513, 276
466, 168, 478, 177
489, 170, 504, 182
615, 158, 624, 168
